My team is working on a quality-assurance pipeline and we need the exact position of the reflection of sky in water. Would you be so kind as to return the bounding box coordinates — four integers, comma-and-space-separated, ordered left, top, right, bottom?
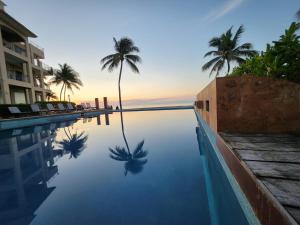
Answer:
0, 110, 249, 225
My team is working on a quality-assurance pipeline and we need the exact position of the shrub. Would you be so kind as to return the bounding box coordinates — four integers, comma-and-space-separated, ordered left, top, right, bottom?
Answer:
35, 101, 76, 109
230, 22, 300, 84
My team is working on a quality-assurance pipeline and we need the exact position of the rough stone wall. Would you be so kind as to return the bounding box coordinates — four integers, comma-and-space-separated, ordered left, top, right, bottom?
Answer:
196, 76, 300, 133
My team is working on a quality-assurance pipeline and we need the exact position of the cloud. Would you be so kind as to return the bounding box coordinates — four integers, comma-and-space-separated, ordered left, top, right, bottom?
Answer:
203, 0, 246, 22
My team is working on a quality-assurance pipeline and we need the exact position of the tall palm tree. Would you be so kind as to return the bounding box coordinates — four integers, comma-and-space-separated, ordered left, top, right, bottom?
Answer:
49, 63, 83, 101
202, 25, 257, 77
100, 37, 141, 111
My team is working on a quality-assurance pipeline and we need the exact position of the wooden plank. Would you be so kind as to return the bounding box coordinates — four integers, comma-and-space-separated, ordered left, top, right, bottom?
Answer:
222, 136, 300, 144
236, 150, 300, 163
285, 207, 300, 224
246, 161, 300, 180
228, 141, 300, 152
261, 178, 300, 208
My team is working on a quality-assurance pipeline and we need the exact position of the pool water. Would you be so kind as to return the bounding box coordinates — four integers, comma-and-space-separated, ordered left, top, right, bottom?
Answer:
0, 110, 251, 225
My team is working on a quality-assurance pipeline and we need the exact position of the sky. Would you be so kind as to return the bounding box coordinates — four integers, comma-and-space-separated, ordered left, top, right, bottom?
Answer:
4, 0, 300, 106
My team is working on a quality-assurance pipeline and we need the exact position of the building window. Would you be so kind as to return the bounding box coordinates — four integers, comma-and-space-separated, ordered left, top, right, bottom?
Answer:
35, 92, 42, 102
14, 90, 27, 104
205, 100, 209, 112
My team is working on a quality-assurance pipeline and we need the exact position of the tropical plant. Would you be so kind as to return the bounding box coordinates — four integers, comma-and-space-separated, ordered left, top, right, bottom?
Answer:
231, 22, 300, 84
49, 63, 83, 101
109, 140, 148, 176
56, 129, 88, 159
100, 37, 141, 110
46, 91, 58, 101
202, 25, 257, 77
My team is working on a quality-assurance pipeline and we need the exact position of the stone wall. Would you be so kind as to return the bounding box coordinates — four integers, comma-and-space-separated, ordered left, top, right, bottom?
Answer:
196, 76, 300, 133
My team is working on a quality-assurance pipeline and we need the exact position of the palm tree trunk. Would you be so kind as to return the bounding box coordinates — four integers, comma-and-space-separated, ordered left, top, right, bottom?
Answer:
60, 84, 65, 101
120, 111, 130, 155
227, 60, 230, 75
64, 85, 67, 101
118, 61, 123, 111
117, 60, 130, 155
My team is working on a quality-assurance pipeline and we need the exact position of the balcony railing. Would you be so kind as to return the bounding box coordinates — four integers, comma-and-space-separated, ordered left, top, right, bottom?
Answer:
34, 79, 43, 88
29, 40, 44, 52
3, 40, 27, 57
41, 62, 52, 72
7, 71, 29, 82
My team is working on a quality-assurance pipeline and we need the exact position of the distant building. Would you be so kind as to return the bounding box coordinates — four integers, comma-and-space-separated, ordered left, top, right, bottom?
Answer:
0, 1, 52, 104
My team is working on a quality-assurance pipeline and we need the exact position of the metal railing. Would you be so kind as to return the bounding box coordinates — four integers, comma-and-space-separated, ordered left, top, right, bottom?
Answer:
3, 40, 27, 57
29, 40, 44, 52
7, 70, 28, 82
41, 62, 52, 72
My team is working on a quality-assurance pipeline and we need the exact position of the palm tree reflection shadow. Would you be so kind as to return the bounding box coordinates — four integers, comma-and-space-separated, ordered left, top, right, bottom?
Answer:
109, 111, 148, 176
56, 127, 88, 159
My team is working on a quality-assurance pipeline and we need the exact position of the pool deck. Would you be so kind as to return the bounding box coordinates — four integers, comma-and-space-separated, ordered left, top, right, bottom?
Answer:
220, 133, 300, 224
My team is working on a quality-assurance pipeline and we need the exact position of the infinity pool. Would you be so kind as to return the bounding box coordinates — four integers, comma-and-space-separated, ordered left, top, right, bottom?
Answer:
0, 110, 252, 225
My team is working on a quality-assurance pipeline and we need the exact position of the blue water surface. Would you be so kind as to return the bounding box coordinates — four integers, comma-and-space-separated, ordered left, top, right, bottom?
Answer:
0, 110, 250, 225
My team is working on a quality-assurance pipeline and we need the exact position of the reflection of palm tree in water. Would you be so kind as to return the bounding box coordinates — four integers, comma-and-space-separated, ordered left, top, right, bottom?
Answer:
56, 127, 88, 159
109, 111, 148, 176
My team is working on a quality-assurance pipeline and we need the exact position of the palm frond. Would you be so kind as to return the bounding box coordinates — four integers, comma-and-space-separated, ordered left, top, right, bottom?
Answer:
100, 54, 117, 63
209, 37, 221, 47
126, 59, 140, 73
125, 54, 141, 63
232, 25, 244, 46
210, 59, 225, 77
296, 9, 300, 20
101, 58, 114, 70
235, 42, 253, 50
202, 57, 221, 71
204, 50, 220, 58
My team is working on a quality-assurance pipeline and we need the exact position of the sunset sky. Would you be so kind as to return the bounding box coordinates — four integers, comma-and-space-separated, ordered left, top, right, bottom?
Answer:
5, 0, 299, 105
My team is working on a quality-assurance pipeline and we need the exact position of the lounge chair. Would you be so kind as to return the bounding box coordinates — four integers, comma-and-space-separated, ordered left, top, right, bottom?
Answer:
46, 103, 56, 111
86, 103, 91, 109
67, 103, 75, 111
57, 103, 66, 111
30, 104, 48, 114
8, 107, 29, 117
81, 103, 87, 110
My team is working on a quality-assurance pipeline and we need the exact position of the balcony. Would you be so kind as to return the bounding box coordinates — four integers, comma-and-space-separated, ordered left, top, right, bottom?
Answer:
3, 40, 27, 57
34, 80, 42, 88
7, 70, 29, 82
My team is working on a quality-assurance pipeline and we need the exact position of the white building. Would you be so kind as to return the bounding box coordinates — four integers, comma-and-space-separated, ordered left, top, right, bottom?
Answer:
0, 1, 52, 104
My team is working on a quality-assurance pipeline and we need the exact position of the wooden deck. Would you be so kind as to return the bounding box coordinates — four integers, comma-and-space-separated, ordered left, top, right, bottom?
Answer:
220, 133, 300, 224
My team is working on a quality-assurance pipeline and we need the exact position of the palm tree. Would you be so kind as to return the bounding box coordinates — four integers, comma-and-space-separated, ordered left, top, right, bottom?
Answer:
46, 91, 57, 101
109, 140, 148, 176
202, 25, 257, 77
49, 63, 83, 101
100, 37, 141, 111
56, 130, 88, 159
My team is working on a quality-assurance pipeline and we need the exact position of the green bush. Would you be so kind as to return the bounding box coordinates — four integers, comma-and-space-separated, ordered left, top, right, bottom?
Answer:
35, 101, 76, 109
230, 22, 300, 84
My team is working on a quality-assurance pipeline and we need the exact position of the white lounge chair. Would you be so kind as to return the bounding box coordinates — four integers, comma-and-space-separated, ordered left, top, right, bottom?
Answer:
57, 103, 66, 111
67, 103, 75, 111
46, 103, 57, 112
8, 107, 29, 117
30, 104, 48, 114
